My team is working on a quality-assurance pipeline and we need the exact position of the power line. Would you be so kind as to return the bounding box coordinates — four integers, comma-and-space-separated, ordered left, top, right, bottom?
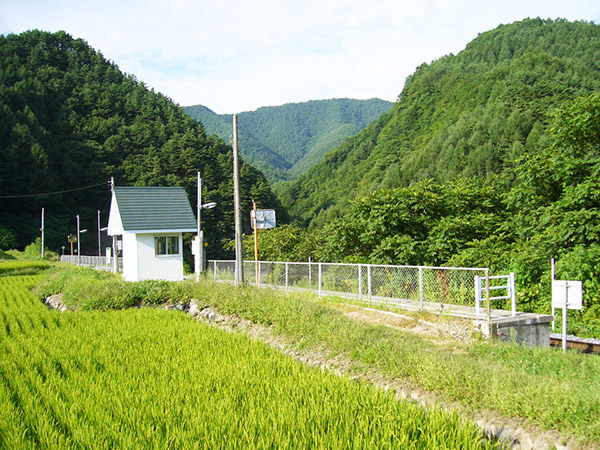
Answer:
0, 181, 110, 199
45, 197, 111, 222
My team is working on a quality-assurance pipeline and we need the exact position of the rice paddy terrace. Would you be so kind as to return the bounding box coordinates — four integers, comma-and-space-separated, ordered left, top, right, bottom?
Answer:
0, 262, 491, 449
1, 261, 599, 449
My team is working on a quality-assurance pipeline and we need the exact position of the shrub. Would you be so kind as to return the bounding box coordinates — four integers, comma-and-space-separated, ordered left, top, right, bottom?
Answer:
22, 238, 58, 261
0, 228, 17, 251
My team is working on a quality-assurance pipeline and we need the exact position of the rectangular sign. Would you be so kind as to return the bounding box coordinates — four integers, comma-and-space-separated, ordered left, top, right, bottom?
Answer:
552, 280, 583, 310
251, 209, 276, 229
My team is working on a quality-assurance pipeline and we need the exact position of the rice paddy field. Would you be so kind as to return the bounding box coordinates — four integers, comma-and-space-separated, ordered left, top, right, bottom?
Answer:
0, 263, 494, 449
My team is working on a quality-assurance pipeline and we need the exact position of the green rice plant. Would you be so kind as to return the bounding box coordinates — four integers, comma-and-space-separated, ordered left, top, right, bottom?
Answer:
17, 267, 600, 447
0, 260, 51, 277
183, 280, 600, 446
0, 272, 493, 449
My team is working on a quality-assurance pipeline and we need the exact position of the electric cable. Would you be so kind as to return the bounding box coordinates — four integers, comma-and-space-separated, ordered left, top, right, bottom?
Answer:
0, 181, 110, 199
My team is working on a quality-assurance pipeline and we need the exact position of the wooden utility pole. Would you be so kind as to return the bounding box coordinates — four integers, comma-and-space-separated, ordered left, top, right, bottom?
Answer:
41, 208, 44, 259
196, 173, 201, 282
233, 114, 244, 285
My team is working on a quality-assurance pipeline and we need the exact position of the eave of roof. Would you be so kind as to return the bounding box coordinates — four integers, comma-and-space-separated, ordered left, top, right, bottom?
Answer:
112, 186, 197, 232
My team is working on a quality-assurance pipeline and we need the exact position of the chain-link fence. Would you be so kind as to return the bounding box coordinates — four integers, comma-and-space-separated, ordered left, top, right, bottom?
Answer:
208, 260, 492, 319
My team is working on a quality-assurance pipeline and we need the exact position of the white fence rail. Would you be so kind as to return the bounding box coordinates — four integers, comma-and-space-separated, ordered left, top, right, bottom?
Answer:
207, 260, 500, 319
61, 255, 517, 322
61, 255, 122, 272
475, 273, 516, 317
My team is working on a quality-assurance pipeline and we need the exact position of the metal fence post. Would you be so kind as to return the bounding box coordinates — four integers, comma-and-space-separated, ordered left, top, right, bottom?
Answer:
419, 267, 424, 311
285, 262, 289, 292
367, 264, 372, 305
486, 268, 491, 336
258, 261, 261, 288
474, 275, 481, 317
510, 272, 516, 317
309, 259, 312, 291
213, 261, 217, 281
318, 263, 322, 298
358, 265, 362, 301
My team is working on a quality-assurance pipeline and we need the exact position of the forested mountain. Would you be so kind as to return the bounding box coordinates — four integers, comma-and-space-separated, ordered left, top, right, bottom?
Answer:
245, 18, 600, 336
0, 30, 285, 258
184, 98, 393, 184
280, 18, 600, 227
259, 91, 600, 336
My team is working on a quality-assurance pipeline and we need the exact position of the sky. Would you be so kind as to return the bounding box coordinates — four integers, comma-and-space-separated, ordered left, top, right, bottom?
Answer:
1, 0, 599, 114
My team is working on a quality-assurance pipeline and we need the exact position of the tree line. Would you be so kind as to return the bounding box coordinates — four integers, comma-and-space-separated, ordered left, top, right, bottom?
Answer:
248, 93, 600, 337
0, 30, 285, 260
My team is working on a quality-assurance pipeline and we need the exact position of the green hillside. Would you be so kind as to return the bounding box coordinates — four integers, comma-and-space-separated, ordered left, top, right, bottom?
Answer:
280, 18, 600, 227
184, 98, 393, 184
248, 18, 600, 337
0, 30, 285, 258
184, 104, 291, 183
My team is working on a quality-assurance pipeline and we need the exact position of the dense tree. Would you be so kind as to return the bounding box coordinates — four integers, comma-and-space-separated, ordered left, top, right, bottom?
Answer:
280, 19, 600, 227
257, 93, 600, 336
0, 30, 285, 258
184, 98, 393, 185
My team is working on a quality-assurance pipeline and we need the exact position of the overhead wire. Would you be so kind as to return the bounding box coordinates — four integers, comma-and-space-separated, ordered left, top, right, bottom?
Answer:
45, 196, 111, 223
0, 181, 110, 199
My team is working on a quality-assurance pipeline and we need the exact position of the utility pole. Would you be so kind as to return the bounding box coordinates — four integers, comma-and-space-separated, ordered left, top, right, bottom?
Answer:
111, 178, 117, 274
233, 114, 244, 286
253, 200, 259, 287
97, 210, 101, 257
196, 173, 203, 282
76, 214, 81, 266
41, 207, 45, 259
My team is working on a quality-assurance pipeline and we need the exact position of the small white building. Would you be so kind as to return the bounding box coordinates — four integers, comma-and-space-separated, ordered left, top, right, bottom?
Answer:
107, 186, 197, 282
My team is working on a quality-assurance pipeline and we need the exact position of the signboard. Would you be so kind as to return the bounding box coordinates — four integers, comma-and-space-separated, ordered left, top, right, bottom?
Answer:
552, 280, 583, 310
250, 209, 276, 229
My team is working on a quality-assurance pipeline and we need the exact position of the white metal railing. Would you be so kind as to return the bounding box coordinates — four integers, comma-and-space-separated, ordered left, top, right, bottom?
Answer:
207, 260, 507, 320
475, 273, 516, 317
61, 255, 122, 272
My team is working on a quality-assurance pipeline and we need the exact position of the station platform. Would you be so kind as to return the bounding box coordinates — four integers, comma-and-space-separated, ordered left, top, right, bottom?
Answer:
361, 295, 555, 347
245, 283, 556, 348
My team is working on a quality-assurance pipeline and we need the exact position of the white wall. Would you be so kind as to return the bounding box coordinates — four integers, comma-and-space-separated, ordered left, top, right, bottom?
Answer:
107, 191, 124, 236
122, 233, 139, 282
135, 234, 184, 282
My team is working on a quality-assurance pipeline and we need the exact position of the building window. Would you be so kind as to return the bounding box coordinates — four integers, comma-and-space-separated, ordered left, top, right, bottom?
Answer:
155, 236, 179, 255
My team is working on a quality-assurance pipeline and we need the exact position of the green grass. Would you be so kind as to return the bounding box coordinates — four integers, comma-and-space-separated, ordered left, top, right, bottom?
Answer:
32, 266, 600, 446
168, 279, 600, 445
1, 264, 494, 449
0, 250, 15, 261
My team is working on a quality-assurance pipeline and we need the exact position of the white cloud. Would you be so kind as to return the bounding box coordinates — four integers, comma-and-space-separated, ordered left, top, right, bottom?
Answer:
1, 0, 599, 112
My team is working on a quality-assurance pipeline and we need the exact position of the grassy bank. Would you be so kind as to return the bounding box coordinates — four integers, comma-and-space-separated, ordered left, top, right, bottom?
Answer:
36, 266, 600, 446
2, 265, 492, 449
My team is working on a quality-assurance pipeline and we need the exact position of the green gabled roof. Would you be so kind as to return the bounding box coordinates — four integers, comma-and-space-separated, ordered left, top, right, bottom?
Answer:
113, 186, 197, 232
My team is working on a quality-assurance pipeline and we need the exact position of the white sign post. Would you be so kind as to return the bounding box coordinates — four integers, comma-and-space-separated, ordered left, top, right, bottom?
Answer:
552, 279, 583, 352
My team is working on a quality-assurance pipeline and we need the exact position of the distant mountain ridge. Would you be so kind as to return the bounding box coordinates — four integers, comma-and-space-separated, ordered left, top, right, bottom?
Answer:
277, 18, 600, 227
184, 98, 393, 184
